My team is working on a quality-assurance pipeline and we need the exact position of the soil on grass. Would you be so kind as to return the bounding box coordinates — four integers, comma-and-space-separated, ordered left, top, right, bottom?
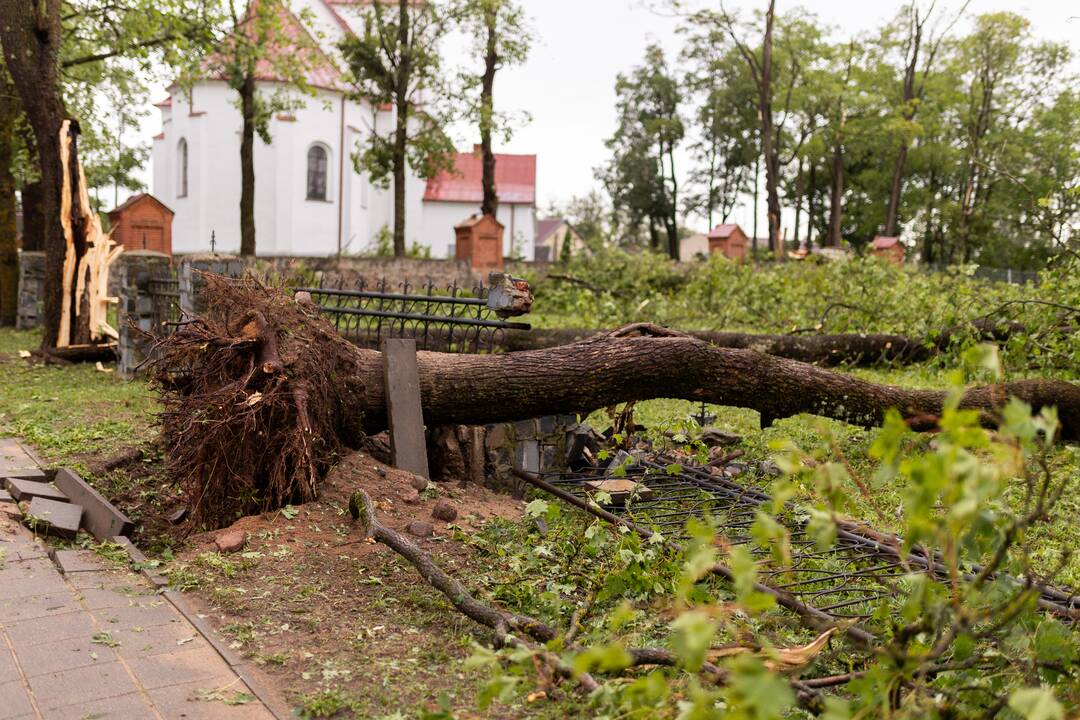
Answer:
167, 452, 568, 719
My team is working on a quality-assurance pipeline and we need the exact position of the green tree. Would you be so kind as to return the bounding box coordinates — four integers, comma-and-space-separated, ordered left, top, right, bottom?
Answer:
678, 24, 758, 229
196, 0, 325, 257
340, 0, 456, 258
455, 0, 532, 217
599, 44, 683, 260
0, 66, 18, 325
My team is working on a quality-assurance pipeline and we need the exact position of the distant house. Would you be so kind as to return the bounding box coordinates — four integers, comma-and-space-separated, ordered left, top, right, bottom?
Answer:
421, 146, 537, 260
707, 223, 749, 260
534, 217, 584, 262
107, 193, 174, 256
679, 232, 709, 262
870, 236, 904, 265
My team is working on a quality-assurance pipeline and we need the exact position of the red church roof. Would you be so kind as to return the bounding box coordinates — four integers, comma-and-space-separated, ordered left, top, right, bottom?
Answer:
424, 148, 536, 204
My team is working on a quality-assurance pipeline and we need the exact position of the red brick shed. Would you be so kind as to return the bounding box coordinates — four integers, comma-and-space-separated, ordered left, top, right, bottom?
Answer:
870, 236, 904, 265
455, 213, 504, 270
707, 223, 749, 260
107, 193, 174, 256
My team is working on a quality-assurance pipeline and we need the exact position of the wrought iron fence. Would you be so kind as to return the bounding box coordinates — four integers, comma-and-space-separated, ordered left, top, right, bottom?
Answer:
295, 276, 531, 354
145, 270, 182, 336
541, 457, 1079, 628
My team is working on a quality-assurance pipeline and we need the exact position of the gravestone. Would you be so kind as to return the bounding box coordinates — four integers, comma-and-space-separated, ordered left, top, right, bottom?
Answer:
381, 339, 429, 480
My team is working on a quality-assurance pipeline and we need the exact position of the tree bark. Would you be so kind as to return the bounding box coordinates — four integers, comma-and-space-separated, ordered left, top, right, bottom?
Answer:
826, 140, 844, 247
479, 6, 497, 218
238, 73, 257, 256
758, 0, 784, 261
392, 0, 411, 258
342, 328, 1080, 440
499, 321, 1024, 367
0, 0, 67, 348
0, 77, 18, 325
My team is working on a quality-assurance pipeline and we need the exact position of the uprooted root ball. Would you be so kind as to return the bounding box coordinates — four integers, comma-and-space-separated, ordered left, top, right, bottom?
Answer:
147, 276, 367, 529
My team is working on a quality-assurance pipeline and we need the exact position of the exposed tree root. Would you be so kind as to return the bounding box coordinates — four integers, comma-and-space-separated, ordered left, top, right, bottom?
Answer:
147, 278, 1080, 528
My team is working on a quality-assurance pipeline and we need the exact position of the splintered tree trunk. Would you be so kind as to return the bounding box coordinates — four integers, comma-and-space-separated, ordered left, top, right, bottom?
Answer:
479, 6, 498, 218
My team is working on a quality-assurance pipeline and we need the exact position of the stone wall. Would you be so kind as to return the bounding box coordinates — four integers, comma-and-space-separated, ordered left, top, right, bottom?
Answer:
16, 252, 45, 330
116, 251, 172, 378
178, 254, 246, 315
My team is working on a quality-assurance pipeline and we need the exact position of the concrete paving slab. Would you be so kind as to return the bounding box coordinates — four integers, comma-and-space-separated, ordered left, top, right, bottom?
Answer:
5, 478, 68, 503
76, 586, 159, 611
97, 601, 180, 631
0, 680, 36, 720
0, 591, 81, 623
5, 610, 97, 647
51, 549, 101, 574
39, 691, 154, 720
23, 497, 82, 540
54, 468, 133, 539
26, 660, 135, 710
0, 645, 17, 679
66, 568, 136, 591
0, 559, 71, 600
126, 645, 234, 690
113, 622, 210, 659
147, 678, 275, 720
0, 490, 11, 503
13, 632, 104, 677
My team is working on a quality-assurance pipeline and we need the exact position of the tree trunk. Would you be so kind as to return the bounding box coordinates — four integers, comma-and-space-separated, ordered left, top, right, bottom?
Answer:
826, 140, 844, 247
499, 321, 1027, 367
792, 156, 803, 246
0, 78, 18, 325
392, 0, 411, 258
758, 0, 783, 261
752, 153, 760, 256
149, 282, 1080, 527
883, 142, 908, 238
479, 7, 497, 218
238, 73, 257, 257
0, 0, 67, 348
665, 142, 679, 260
806, 162, 816, 251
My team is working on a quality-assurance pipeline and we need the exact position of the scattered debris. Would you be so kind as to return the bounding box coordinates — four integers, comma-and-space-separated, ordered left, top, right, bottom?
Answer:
405, 521, 434, 538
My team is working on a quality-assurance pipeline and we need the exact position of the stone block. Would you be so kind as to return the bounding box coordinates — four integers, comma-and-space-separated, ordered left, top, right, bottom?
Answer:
0, 490, 11, 503
49, 550, 100, 574
52, 468, 133, 539
23, 498, 82, 540
25, 661, 135, 710
382, 339, 429, 479
5, 478, 68, 503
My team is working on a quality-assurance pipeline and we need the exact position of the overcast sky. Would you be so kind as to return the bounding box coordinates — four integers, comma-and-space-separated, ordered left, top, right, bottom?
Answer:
138, 0, 1078, 235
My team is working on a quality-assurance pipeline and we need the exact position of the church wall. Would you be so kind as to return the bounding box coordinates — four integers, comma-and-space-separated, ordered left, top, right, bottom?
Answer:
420, 202, 537, 261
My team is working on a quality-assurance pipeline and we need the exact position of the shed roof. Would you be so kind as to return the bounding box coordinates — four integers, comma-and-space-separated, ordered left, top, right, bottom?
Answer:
108, 193, 175, 218
424, 148, 536, 204
707, 223, 743, 239
872, 236, 901, 249
454, 213, 504, 230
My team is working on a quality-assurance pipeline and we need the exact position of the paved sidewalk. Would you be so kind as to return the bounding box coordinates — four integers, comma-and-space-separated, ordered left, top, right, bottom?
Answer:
0, 448, 278, 719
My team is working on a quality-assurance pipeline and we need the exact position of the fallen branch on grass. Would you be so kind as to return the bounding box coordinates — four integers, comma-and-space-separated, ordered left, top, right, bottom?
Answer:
147, 277, 1080, 528
346, 487, 828, 708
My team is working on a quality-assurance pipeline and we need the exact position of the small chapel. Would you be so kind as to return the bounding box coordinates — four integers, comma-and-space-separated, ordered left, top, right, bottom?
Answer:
151, 0, 537, 260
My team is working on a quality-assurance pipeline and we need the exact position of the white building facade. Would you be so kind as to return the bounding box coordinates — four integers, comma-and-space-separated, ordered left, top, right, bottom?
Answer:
151, 0, 535, 259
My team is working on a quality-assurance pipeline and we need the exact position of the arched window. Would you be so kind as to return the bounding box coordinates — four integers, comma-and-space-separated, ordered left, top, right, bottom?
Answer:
177, 138, 188, 198
306, 144, 329, 201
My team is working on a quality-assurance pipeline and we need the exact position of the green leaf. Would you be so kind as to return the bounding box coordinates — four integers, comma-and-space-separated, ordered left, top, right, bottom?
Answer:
1008, 687, 1064, 720
524, 499, 549, 518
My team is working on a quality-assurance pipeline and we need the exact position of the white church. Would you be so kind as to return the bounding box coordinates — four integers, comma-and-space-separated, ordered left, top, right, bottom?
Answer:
151, 0, 537, 260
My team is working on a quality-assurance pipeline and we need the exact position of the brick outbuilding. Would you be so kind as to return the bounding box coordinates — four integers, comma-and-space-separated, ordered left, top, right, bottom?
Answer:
707, 223, 749, 260
107, 193, 174, 256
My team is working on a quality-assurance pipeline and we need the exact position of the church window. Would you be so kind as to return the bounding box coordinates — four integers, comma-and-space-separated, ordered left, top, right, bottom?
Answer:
177, 138, 188, 198
307, 144, 329, 201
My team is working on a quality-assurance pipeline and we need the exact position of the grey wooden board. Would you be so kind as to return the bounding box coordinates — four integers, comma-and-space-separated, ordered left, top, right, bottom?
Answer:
382, 338, 429, 479
5, 477, 69, 503
53, 468, 134, 539
24, 497, 83, 540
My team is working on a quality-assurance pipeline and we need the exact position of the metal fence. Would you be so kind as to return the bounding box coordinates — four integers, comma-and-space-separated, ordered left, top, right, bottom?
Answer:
295, 276, 531, 354
145, 270, 182, 335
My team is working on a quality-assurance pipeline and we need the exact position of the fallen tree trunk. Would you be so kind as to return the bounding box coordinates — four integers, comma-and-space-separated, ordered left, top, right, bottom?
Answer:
149, 279, 1080, 527
502, 319, 1022, 366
